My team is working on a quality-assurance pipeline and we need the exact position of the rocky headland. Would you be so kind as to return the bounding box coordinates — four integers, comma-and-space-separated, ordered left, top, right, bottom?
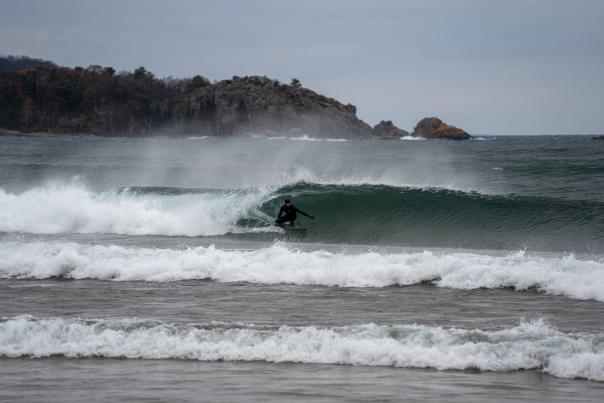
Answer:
0, 56, 470, 140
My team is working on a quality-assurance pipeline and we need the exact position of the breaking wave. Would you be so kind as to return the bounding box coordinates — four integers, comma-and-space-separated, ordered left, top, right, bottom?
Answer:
1, 316, 602, 381
0, 182, 602, 251
1, 241, 603, 301
0, 184, 273, 237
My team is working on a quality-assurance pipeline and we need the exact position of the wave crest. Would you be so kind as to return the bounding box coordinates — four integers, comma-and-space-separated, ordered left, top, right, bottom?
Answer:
1, 316, 602, 381
0, 182, 602, 251
1, 241, 603, 301
0, 184, 272, 236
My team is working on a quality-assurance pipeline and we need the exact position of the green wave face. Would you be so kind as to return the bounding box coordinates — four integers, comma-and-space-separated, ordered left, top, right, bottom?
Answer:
113, 182, 604, 252
256, 183, 604, 252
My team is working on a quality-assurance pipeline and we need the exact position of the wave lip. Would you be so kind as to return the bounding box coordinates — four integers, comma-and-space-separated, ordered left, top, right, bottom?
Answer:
0, 184, 273, 237
1, 316, 602, 381
1, 241, 604, 302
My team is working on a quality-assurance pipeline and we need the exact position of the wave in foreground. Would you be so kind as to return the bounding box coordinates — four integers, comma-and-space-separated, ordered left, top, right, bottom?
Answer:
1, 241, 603, 301
1, 316, 602, 381
0, 182, 602, 251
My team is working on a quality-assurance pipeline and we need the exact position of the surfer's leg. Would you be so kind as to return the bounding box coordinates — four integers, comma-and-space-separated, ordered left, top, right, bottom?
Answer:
276, 214, 295, 225
287, 213, 296, 225
280, 213, 295, 225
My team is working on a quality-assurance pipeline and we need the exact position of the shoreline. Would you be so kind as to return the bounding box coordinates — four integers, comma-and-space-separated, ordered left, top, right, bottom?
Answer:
1, 128, 601, 139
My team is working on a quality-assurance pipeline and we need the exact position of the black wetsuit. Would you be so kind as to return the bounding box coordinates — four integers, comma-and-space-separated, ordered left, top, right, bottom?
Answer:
276, 204, 312, 225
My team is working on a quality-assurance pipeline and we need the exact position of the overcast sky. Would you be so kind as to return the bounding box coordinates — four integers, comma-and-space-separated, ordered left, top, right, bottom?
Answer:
1, 0, 603, 134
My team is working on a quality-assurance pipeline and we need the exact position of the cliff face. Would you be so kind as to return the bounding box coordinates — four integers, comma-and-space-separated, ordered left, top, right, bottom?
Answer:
192, 75, 372, 138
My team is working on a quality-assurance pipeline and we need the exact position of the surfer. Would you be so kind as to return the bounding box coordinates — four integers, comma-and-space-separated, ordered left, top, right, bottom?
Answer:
275, 199, 314, 225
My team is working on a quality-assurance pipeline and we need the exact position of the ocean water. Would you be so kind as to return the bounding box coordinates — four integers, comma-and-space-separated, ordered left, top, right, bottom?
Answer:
0, 134, 603, 402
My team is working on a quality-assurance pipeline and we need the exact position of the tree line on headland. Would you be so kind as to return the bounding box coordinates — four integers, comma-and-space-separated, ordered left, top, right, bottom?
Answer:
0, 55, 471, 139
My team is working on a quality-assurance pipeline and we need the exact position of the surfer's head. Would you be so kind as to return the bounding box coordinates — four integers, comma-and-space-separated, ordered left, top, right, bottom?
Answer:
284, 199, 291, 206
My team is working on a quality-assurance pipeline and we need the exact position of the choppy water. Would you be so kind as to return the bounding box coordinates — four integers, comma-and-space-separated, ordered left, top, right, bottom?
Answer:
1, 134, 603, 402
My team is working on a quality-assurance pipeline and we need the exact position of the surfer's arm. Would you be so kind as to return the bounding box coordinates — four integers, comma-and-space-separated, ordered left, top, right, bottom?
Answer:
277, 206, 285, 218
295, 208, 314, 219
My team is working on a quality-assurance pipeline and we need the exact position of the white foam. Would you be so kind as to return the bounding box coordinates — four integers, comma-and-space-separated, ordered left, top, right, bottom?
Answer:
0, 184, 273, 236
401, 136, 426, 141
186, 136, 208, 140
290, 135, 323, 141
1, 241, 603, 301
1, 316, 602, 381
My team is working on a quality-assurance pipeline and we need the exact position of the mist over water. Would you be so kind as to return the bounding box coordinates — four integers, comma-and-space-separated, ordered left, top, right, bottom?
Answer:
2, 135, 602, 198
0, 135, 538, 194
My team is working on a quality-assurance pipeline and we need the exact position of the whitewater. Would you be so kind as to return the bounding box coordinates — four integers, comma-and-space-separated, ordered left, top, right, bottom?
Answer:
1, 241, 603, 302
0, 183, 272, 236
2, 316, 603, 381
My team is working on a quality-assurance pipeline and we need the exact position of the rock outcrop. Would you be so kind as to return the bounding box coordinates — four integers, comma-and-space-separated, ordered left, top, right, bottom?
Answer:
411, 117, 471, 140
372, 120, 409, 139
592, 135, 604, 140
191, 75, 373, 138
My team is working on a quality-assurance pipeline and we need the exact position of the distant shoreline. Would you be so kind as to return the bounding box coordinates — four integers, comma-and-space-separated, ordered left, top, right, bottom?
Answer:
1, 55, 471, 140
0, 128, 604, 141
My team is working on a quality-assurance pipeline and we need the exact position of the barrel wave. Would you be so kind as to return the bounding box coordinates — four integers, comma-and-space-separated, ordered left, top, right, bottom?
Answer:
1, 181, 602, 252
259, 182, 604, 252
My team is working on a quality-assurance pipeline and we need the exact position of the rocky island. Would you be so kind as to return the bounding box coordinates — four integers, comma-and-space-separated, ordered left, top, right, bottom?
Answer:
0, 56, 470, 140
411, 117, 471, 140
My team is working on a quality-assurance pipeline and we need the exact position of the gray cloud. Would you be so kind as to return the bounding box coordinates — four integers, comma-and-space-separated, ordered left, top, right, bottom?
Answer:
1, 0, 603, 134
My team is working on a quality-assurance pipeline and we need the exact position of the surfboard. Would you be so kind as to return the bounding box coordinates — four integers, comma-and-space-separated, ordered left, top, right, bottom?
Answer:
275, 223, 307, 231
